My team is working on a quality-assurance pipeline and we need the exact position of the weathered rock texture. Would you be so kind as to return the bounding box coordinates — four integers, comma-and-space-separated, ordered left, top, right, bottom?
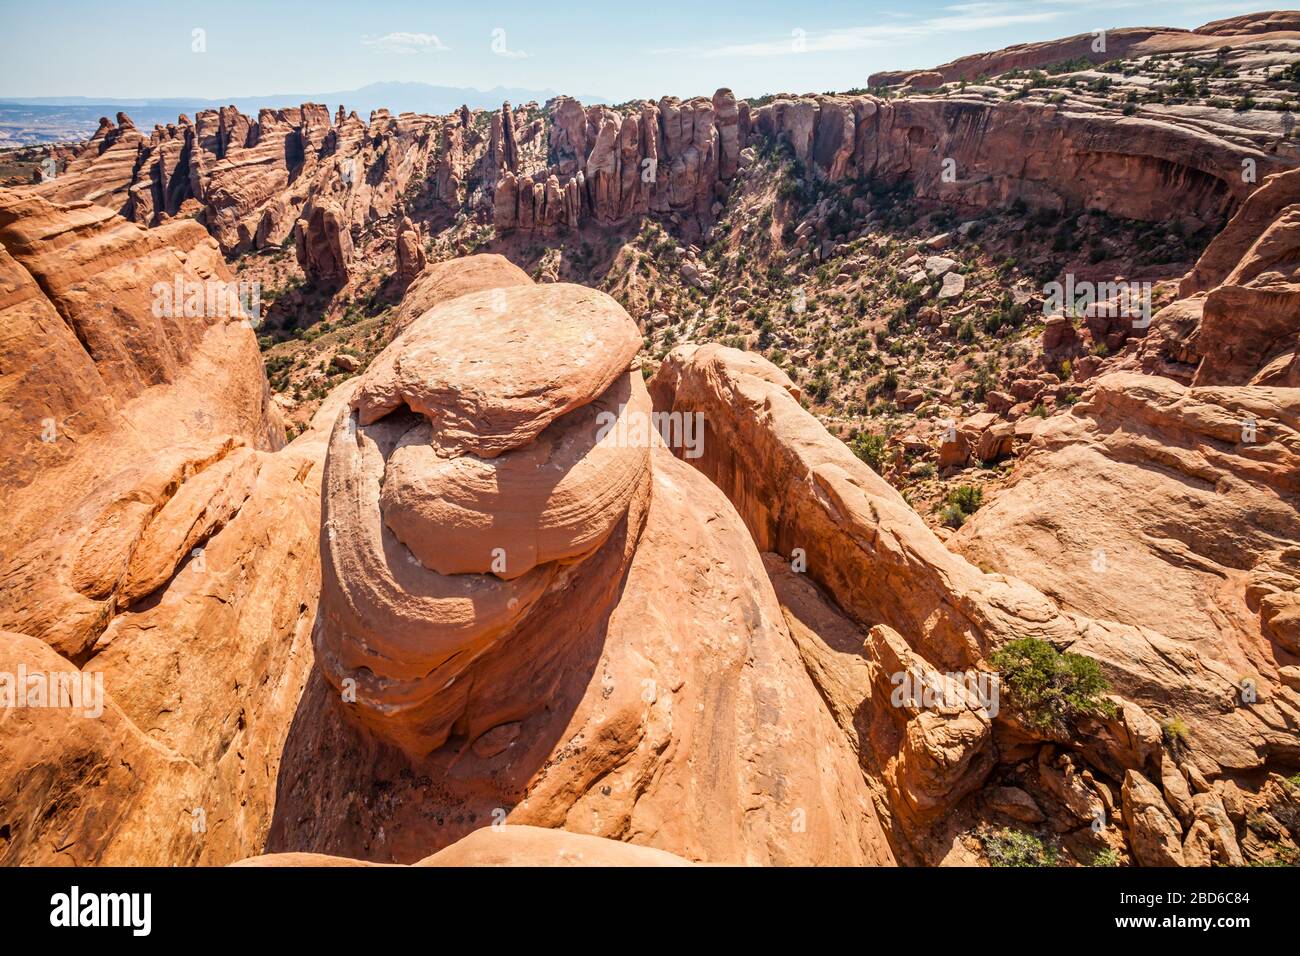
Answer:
751, 95, 1283, 230
868, 17, 1300, 88
394, 215, 426, 285
266, 283, 894, 865
945, 161, 1300, 845
25, 102, 443, 258
0, 190, 348, 864
294, 200, 353, 285
391, 253, 532, 332
649, 335, 1298, 865
23, 13, 1297, 257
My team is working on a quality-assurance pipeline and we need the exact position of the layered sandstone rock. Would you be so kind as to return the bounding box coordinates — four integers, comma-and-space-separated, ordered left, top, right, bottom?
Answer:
29, 112, 144, 214
391, 253, 533, 332
649, 340, 1298, 865
25, 16, 1292, 257
394, 215, 426, 285
294, 200, 353, 285
954, 373, 1300, 776
868, 14, 1300, 88
21, 100, 442, 257
267, 283, 894, 865
1178, 168, 1300, 387
751, 94, 1281, 228
0, 191, 341, 865
490, 92, 741, 236
649, 343, 1082, 671
952, 162, 1300, 786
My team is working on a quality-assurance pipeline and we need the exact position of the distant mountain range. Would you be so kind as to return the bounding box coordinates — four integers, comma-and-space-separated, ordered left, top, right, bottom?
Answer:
0, 81, 609, 147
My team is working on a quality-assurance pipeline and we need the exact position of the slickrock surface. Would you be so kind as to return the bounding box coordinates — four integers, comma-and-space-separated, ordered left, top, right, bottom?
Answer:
958, 164, 1300, 777
1178, 167, 1300, 387
649, 343, 1080, 670
4, 9, 1300, 870
0, 191, 283, 659
0, 189, 350, 864
650, 338, 1297, 865
239, 825, 693, 866
868, 17, 1300, 88
270, 283, 894, 865
392, 253, 532, 332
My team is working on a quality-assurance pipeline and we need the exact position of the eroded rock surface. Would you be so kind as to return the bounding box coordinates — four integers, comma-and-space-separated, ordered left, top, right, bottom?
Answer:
269, 283, 894, 865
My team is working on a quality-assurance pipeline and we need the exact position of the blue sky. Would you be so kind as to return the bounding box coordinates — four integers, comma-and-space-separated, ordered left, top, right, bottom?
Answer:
0, 0, 1269, 102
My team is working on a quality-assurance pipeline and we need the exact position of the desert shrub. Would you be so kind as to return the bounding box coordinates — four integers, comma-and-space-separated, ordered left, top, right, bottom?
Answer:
850, 433, 888, 473
1162, 715, 1191, 755
982, 828, 1057, 867
940, 503, 967, 529
991, 637, 1117, 732
947, 484, 984, 515
1090, 848, 1120, 867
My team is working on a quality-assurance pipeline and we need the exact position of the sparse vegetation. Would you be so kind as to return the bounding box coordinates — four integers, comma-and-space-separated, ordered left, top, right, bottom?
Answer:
981, 827, 1058, 867
991, 637, 1117, 732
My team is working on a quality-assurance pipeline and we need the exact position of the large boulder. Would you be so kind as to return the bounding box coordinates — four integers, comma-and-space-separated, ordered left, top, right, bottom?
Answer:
268, 284, 894, 866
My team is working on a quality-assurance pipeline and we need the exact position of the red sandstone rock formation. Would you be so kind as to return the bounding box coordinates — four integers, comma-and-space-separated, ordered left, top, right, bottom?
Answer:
238, 825, 694, 866
649, 336, 1297, 864
751, 94, 1281, 228
266, 283, 894, 865
294, 200, 353, 286
23, 13, 1296, 255
0, 190, 332, 864
394, 215, 426, 285
4, 10, 1300, 871
868, 15, 1300, 88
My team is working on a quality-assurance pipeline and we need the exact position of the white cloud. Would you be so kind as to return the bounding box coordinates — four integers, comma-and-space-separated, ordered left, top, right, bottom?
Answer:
651, 0, 1230, 59
361, 32, 449, 55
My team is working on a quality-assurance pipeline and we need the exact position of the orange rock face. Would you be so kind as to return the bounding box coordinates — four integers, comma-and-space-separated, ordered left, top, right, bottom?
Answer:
237, 825, 694, 867
280, 281, 894, 865
937, 167, 1300, 829
0, 194, 907, 866
0, 190, 340, 864
4, 11, 1300, 871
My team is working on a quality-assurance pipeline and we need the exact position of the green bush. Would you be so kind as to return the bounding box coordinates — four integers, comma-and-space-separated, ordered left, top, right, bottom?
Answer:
850, 433, 888, 474
991, 637, 1117, 732
940, 503, 967, 529
947, 484, 983, 515
1162, 715, 1191, 755
982, 828, 1057, 867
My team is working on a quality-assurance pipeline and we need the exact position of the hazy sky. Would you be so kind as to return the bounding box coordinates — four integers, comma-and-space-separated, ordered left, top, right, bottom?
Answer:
0, 0, 1267, 102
